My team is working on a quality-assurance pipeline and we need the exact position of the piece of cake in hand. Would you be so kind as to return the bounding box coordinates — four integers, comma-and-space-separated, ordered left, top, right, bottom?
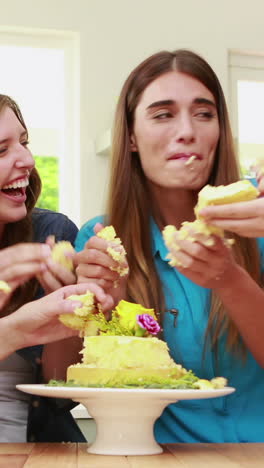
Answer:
163, 180, 260, 266
163, 222, 216, 267
51, 240, 75, 272
97, 226, 129, 278
195, 179, 259, 235
59, 290, 100, 336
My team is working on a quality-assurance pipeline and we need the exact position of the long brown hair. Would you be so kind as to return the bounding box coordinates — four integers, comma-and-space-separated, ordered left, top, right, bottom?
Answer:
0, 95, 42, 316
106, 49, 261, 354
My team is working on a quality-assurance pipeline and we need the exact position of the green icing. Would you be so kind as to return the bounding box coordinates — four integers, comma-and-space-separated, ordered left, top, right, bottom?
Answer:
48, 371, 198, 389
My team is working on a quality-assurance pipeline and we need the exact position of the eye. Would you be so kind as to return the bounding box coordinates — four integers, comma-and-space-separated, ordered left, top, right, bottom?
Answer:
0, 147, 7, 155
21, 140, 29, 147
195, 111, 215, 120
153, 111, 172, 120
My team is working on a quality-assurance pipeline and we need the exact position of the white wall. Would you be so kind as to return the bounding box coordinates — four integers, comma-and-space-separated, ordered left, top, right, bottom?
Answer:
1, 0, 264, 225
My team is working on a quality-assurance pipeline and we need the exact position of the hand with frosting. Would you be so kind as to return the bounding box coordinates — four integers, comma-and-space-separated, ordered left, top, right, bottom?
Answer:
37, 236, 77, 294
198, 170, 264, 238
164, 224, 238, 289
0, 243, 52, 308
0, 282, 113, 360
75, 223, 129, 306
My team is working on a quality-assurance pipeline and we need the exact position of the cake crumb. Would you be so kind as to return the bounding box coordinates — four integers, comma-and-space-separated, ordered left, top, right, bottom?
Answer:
185, 155, 197, 166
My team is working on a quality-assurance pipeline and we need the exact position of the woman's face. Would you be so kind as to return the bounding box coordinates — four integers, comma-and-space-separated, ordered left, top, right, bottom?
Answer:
0, 106, 35, 225
131, 71, 220, 192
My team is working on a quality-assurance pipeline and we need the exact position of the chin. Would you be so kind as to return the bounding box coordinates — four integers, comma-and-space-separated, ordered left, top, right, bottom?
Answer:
1, 208, 27, 224
167, 180, 205, 191
183, 175, 209, 191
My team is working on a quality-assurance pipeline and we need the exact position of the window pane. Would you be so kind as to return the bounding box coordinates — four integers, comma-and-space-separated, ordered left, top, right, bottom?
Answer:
237, 80, 264, 174
0, 44, 64, 214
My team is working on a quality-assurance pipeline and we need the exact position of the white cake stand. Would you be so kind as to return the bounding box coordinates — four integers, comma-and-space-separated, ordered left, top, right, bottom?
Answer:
17, 384, 235, 456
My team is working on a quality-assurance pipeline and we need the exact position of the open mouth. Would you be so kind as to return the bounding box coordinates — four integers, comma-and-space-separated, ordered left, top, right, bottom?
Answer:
1, 177, 29, 199
1, 186, 26, 197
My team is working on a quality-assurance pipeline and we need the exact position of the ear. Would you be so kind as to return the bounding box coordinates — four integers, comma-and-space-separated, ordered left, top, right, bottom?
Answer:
130, 133, 138, 152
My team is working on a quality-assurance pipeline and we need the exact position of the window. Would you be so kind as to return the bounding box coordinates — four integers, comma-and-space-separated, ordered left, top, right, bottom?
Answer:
229, 51, 264, 177
0, 27, 80, 226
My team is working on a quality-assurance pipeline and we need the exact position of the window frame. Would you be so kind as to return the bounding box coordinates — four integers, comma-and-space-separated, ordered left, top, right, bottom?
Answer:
0, 26, 81, 226
229, 51, 264, 140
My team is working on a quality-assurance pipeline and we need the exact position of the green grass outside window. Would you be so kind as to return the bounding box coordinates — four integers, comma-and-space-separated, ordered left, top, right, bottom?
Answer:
34, 155, 59, 212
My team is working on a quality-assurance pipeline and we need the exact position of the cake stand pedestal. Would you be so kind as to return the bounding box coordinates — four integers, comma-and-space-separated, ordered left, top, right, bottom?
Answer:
76, 394, 167, 455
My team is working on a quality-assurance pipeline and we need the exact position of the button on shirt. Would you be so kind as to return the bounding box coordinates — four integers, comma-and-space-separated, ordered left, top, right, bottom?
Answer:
75, 215, 264, 443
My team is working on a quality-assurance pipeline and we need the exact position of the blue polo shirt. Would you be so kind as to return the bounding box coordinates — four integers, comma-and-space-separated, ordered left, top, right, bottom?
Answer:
75, 216, 264, 443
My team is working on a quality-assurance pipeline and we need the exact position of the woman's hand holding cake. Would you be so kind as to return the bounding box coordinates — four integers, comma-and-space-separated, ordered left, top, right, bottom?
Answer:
197, 176, 264, 238
163, 223, 237, 289
198, 198, 264, 238
37, 237, 77, 294
0, 239, 77, 309
163, 180, 259, 287
58, 286, 114, 336
75, 223, 129, 306
0, 243, 53, 308
0, 282, 112, 361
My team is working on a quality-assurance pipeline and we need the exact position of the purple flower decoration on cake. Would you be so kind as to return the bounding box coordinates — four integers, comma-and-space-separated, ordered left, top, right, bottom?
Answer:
136, 314, 161, 335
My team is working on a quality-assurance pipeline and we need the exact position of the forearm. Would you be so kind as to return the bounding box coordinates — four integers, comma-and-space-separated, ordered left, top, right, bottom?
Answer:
0, 316, 24, 360
41, 336, 83, 382
215, 265, 264, 366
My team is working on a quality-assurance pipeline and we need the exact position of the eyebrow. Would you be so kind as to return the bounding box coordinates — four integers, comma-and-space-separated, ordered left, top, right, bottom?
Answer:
146, 97, 216, 110
194, 98, 216, 107
0, 130, 28, 145
147, 100, 174, 109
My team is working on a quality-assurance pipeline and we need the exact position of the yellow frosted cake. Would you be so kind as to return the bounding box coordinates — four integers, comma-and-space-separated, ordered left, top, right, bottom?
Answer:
67, 335, 186, 386
65, 299, 188, 387
56, 297, 227, 389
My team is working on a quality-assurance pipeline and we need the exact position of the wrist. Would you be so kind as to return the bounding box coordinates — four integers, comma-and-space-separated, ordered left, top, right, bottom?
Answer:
213, 263, 244, 293
0, 316, 22, 360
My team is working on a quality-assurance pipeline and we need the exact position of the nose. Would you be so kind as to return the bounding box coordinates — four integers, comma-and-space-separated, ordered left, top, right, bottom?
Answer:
175, 112, 195, 144
14, 146, 35, 171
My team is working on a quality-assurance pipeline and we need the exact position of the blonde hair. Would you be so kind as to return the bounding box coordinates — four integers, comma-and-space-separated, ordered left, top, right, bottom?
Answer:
106, 50, 261, 354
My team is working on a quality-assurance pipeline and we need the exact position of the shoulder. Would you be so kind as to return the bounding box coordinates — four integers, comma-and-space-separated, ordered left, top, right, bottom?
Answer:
32, 208, 78, 244
75, 215, 105, 252
246, 176, 257, 187
257, 237, 264, 260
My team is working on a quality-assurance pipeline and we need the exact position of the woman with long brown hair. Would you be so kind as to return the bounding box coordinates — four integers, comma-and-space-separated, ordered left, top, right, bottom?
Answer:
75, 49, 264, 443
0, 94, 86, 443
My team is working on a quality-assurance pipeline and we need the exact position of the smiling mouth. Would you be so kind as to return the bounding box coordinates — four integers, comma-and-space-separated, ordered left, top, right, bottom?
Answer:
1, 187, 26, 197
1, 177, 29, 198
